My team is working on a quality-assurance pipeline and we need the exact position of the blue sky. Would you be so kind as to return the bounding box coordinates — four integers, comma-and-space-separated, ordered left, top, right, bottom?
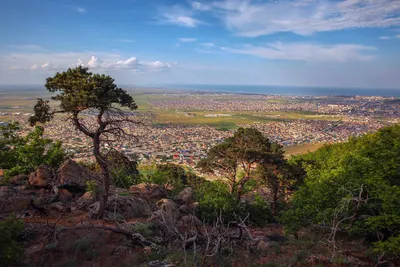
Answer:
1, 0, 400, 89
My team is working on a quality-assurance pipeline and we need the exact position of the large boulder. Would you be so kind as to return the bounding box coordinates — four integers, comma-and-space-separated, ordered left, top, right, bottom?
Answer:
10, 174, 28, 185
0, 186, 15, 201
76, 191, 96, 209
150, 200, 180, 224
176, 187, 194, 205
88, 195, 152, 219
56, 160, 92, 192
29, 165, 53, 188
129, 183, 167, 202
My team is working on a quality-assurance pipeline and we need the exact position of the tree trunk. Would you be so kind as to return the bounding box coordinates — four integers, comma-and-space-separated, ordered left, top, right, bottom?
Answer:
93, 135, 110, 219
236, 176, 250, 203
271, 186, 278, 216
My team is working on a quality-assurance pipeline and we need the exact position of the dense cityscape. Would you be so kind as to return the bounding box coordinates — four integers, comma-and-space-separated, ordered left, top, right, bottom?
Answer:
1, 93, 396, 166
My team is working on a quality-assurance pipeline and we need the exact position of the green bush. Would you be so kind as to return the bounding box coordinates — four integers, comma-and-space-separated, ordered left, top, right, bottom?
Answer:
196, 181, 273, 226
0, 216, 24, 265
281, 125, 400, 262
0, 124, 69, 178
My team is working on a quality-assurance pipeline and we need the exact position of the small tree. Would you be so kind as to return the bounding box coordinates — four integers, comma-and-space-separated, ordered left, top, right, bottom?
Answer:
29, 66, 139, 218
198, 127, 283, 202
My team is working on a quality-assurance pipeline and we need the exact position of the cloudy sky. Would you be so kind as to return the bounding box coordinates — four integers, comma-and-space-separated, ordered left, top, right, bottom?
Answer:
1, 0, 400, 88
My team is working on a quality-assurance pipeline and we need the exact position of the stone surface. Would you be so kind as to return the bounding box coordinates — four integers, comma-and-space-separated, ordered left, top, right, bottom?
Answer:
176, 187, 194, 204
129, 183, 168, 202
58, 189, 74, 202
179, 214, 202, 227
76, 191, 96, 209
10, 174, 28, 185
28, 166, 53, 188
0, 186, 15, 201
56, 160, 92, 191
150, 201, 180, 223
89, 195, 152, 219
49, 202, 65, 212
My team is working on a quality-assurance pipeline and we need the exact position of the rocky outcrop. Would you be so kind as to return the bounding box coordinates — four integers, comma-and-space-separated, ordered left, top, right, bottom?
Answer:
56, 160, 92, 192
0, 186, 16, 201
176, 187, 194, 205
150, 200, 180, 224
129, 183, 168, 203
76, 191, 96, 209
28, 165, 53, 188
10, 174, 28, 185
88, 195, 152, 219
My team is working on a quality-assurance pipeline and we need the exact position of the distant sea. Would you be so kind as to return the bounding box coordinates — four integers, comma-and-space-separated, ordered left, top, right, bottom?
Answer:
161, 84, 400, 97
1, 84, 400, 97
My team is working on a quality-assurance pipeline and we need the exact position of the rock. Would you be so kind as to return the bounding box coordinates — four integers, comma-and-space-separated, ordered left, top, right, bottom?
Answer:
113, 246, 131, 255
0, 186, 15, 201
59, 189, 74, 202
89, 195, 152, 219
56, 160, 92, 192
179, 214, 202, 227
256, 240, 274, 252
178, 204, 193, 214
10, 174, 28, 185
156, 198, 172, 207
24, 244, 43, 256
49, 202, 65, 212
129, 183, 167, 202
150, 201, 180, 224
346, 256, 370, 266
76, 191, 96, 209
176, 187, 194, 204
308, 255, 329, 265
148, 261, 175, 267
28, 165, 53, 188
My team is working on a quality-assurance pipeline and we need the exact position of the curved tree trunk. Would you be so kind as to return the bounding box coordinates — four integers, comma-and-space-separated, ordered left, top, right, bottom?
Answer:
93, 135, 110, 219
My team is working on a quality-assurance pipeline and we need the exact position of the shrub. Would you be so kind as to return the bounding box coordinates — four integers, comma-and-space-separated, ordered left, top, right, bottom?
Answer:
281, 125, 400, 262
0, 216, 24, 265
196, 181, 273, 226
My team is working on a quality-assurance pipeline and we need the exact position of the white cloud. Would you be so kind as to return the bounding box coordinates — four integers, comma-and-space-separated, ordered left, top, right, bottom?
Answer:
116, 57, 140, 69
117, 39, 135, 43
200, 43, 215, 48
76, 7, 86, 13
226, 42, 377, 62
379, 36, 392, 40
41, 62, 58, 70
178, 38, 197, 42
190, 0, 400, 36
396, 34, 400, 39
6, 52, 174, 72
190, 1, 211, 11
159, 5, 203, 27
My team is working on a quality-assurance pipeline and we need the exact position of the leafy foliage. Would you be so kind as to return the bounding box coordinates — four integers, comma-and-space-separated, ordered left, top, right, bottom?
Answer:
0, 216, 24, 265
106, 150, 139, 188
281, 125, 400, 260
0, 123, 69, 178
197, 127, 285, 201
196, 180, 273, 226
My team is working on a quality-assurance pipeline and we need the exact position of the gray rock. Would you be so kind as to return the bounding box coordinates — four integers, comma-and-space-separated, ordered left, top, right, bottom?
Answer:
89, 195, 152, 219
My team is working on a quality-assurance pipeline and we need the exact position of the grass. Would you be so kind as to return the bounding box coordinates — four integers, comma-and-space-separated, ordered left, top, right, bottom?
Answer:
285, 143, 325, 157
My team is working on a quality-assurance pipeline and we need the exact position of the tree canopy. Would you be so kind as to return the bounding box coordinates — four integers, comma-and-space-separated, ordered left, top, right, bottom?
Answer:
197, 127, 285, 201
